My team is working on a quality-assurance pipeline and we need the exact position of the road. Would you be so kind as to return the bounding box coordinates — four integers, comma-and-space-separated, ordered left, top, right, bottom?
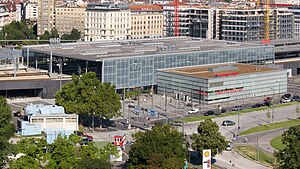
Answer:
182, 104, 299, 169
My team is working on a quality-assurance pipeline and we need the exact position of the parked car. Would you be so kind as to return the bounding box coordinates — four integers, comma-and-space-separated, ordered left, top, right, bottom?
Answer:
204, 110, 215, 116
232, 105, 243, 111
221, 120, 236, 126
252, 103, 263, 108
282, 93, 292, 99
172, 121, 183, 126
264, 97, 273, 102
280, 98, 292, 103
221, 109, 227, 113
264, 101, 272, 107
292, 95, 300, 102
188, 108, 199, 114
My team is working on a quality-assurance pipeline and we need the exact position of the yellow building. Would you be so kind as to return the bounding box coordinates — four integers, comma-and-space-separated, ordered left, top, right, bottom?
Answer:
37, 0, 63, 36
55, 6, 86, 36
129, 5, 164, 39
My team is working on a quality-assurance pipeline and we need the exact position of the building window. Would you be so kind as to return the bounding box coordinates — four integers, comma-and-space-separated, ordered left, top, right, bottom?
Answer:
31, 118, 44, 123
65, 118, 77, 122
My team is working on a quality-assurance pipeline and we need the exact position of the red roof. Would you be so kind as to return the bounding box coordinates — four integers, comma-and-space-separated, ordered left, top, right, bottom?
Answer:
129, 5, 163, 11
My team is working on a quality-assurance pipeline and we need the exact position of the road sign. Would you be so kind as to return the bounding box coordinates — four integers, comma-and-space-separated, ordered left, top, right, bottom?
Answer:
202, 149, 211, 169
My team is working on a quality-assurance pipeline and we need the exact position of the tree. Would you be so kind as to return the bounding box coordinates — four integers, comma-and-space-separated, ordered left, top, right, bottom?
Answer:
128, 124, 186, 169
276, 125, 300, 169
46, 136, 78, 168
55, 72, 121, 127
62, 28, 81, 42
0, 96, 15, 167
191, 119, 227, 157
76, 158, 111, 169
10, 156, 40, 169
39, 31, 50, 41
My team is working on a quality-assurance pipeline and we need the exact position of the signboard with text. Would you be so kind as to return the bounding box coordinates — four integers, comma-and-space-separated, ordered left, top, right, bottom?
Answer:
202, 149, 211, 169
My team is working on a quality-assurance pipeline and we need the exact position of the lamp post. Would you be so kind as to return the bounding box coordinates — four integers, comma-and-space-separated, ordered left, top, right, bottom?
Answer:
270, 87, 275, 123
256, 122, 262, 162
238, 112, 241, 135
276, 81, 280, 104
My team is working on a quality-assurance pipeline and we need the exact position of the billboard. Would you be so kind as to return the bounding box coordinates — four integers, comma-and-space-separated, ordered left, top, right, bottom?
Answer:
202, 149, 211, 169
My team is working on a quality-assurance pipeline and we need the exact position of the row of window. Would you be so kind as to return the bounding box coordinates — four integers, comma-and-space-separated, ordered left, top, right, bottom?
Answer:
31, 118, 77, 123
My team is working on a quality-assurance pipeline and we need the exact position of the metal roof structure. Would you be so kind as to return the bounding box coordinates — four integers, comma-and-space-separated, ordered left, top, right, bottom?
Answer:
25, 37, 267, 62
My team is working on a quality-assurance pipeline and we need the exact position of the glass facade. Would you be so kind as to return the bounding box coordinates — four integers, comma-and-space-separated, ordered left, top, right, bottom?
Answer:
157, 67, 287, 104
24, 45, 274, 90
103, 46, 274, 89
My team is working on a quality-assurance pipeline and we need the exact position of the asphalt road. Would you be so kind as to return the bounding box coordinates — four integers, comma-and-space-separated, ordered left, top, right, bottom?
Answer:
182, 104, 300, 169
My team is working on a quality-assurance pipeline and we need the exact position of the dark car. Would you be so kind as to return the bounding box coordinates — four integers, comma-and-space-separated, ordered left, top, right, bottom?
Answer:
232, 105, 243, 111
204, 110, 215, 116
292, 95, 300, 102
264, 101, 272, 107
221, 109, 227, 113
252, 103, 263, 108
222, 120, 236, 126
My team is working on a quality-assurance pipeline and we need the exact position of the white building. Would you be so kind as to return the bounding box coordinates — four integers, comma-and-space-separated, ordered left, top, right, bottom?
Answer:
23, 104, 78, 132
84, 2, 131, 41
25, 0, 38, 21
0, 4, 17, 29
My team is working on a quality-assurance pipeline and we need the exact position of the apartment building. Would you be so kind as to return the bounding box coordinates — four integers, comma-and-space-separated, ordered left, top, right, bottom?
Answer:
38, 0, 64, 36
55, 6, 85, 36
220, 8, 294, 41
0, 4, 17, 29
84, 2, 131, 41
188, 7, 294, 42
24, 0, 38, 21
129, 5, 164, 39
163, 3, 191, 36
288, 6, 300, 37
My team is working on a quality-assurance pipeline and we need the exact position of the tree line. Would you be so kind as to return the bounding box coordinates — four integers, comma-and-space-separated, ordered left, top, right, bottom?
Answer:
0, 20, 81, 47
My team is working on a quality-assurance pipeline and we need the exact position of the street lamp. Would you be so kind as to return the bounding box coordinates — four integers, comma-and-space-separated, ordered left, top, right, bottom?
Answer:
276, 81, 280, 104
256, 122, 262, 162
269, 87, 275, 123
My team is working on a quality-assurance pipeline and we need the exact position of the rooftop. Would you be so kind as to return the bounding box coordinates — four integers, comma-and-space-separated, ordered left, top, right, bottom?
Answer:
160, 63, 279, 79
25, 37, 267, 62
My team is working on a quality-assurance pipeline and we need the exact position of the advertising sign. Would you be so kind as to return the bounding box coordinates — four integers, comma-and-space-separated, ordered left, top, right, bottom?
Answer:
202, 149, 211, 169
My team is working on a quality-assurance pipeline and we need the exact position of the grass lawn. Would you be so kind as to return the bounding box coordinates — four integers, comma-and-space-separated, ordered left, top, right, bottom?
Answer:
239, 119, 300, 136
270, 136, 284, 151
182, 102, 299, 123
235, 145, 278, 168
94, 141, 111, 148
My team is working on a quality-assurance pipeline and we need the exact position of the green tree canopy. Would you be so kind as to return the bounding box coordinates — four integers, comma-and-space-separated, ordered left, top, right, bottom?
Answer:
0, 20, 36, 46
55, 72, 121, 127
276, 125, 300, 169
62, 28, 81, 41
0, 96, 15, 167
10, 136, 117, 168
46, 136, 78, 168
76, 157, 111, 169
191, 119, 227, 157
128, 124, 187, 169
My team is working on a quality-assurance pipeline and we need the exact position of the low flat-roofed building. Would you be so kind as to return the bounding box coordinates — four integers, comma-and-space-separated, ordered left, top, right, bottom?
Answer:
157, 63, 287, 104
16, 104, 78, 136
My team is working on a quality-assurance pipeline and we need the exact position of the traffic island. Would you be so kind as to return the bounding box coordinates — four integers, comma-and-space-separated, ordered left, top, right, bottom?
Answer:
234, 145, 278, 168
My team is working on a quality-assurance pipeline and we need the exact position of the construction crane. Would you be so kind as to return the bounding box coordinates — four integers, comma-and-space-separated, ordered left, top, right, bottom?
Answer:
174, 0, 179, 36
262, 0, 271, 44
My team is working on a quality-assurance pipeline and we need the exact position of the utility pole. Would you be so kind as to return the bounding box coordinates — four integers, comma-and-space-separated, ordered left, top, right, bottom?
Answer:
238, 112, 240, 135
128, 105, 131, 129
123, 89, 125, 117
151, 85, 154, 108
164, 83, 167, 112
191, 82, 193, 108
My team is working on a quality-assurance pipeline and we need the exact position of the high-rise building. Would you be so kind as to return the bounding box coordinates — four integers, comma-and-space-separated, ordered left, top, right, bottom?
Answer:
288, 6, 300, 37
188, 8, 294, 42
129, 5, 164, 39
55, 6, 86, 36
25, 0, 38, 21
37, 0, 64, 36
84, 2, 131, 41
